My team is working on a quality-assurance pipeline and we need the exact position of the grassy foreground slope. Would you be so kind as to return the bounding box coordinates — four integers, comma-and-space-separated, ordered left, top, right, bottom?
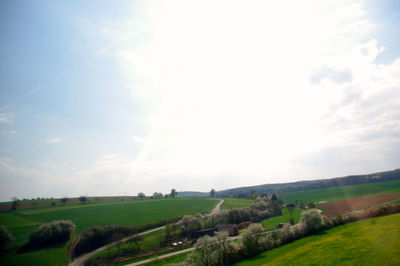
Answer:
236, 213, 400, 266
278, 179, 400, 203
0, 198, 218, 266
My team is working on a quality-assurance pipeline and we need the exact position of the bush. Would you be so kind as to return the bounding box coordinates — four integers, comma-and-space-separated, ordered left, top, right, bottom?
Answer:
74, 224, 135, 256
79, 196, 88, 203
25, 220, 75, 248
241, 223, 264, 256
300, 209, 323, 233
0, 225, 15, 251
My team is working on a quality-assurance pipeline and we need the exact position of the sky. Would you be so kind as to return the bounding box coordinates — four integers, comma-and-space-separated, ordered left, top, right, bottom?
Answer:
0, 0, 400, 201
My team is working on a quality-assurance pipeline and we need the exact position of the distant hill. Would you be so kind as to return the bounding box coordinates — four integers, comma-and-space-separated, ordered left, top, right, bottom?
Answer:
178, 191, 209, 197
179, 168, 400, 198
217, 168, 400, 198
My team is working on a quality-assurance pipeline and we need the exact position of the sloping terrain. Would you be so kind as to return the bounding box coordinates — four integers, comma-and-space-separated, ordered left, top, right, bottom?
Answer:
236, 213, 400, 265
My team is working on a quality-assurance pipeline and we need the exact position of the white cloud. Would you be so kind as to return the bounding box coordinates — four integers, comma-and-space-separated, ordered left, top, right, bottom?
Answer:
100, 0, 391, 189
26, 85, 41, 95
47, 137, 64, 144
0, 113, 14, 123
132, 136, 146, 143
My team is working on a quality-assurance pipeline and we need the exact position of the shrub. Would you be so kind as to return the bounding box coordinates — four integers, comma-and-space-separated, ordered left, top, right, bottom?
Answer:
25, 220, 75, 248
0, 225, 15, 251
74, 224, 136, 256
300, 209, 323, 233
241, 223, 264, 256
79, 196, 88, 203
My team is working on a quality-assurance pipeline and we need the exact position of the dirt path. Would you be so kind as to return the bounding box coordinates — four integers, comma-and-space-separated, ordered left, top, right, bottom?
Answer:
69, 199, 223, 266
68, 226, 164, 266
126, 232, 240, 266
126, 247, 196, 266
210, 199, 224, 215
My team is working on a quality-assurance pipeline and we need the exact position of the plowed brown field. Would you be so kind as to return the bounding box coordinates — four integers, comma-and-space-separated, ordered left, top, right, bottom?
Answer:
317, 193, 400, 217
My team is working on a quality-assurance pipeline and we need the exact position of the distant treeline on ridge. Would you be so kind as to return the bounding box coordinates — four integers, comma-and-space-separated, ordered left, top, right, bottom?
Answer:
180, 169, 400, 198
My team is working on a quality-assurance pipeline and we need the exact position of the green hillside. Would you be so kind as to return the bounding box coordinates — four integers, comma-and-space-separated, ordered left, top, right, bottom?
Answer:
236, 213, 400, 265
278, 179, 400, 203
0, 197, 218, 266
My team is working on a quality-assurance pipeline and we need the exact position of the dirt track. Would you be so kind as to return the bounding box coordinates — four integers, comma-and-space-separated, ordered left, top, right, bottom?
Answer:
317, 193, 400, 217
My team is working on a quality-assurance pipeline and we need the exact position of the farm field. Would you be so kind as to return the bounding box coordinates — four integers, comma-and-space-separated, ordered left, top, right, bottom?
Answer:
0, 197, 218, 266
317, 193, 400, 217
235, 212, 400, 266
261, 208, 303, 230
221, 198, 254, 209
277, 179, 400, 203
12, 197, 219, 233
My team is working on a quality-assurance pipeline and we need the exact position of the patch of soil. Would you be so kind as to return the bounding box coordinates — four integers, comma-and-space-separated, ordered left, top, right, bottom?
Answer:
317, 193, 400, 217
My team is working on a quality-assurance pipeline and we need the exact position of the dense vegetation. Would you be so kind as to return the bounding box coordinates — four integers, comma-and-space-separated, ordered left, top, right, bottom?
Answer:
23, 220, 75, 249
236, 212, 400, 265
216, 169, 400, 198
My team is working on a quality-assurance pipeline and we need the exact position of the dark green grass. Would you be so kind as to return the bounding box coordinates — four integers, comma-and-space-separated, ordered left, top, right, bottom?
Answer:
18, 198, 218, 233
277, 179, 400, 203
221, 198, 254, 209
0, 212, 39, 228
0, 241, 69, 266
261, 208, 303, 230
141, 252, 188, 266
236, 213, 400, 265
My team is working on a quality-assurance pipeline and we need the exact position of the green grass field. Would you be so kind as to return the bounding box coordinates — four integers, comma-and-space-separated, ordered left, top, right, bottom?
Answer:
12, 197, 218, 233
0, 197, 218, 266
261, 208, 303, 230
277, 179, 400, 203
221, 198, 254, 209
236, 212, 400, 265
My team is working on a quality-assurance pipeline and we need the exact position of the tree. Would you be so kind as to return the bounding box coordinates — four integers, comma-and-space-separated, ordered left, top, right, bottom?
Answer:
179, 215, 202, 237
0, 225, 15, 251
78, 195, 88, 203
112, 233, 124, 256
194, 235, 218, 266
300, 209, 323, 233
138, 192, 146, 199
210, 189, 216, 198
170, 189, 177, 198
153, 192, 163, 199
250, 190, 258, 200
60, 197, 68, 205
287, 204, 295, 225
26, 220, 75, 247
241, 223, 264, 256
11, 197, 19, 210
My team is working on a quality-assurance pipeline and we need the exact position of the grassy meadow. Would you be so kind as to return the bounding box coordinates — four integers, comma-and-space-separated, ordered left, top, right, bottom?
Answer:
261, 207, 303, 230
0, 197, 218, 266
221, 198, 254, 209
236, 212, 400, 265
277, 179, 400, 203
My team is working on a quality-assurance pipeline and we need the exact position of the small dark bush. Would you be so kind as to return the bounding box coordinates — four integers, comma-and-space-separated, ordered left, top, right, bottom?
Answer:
0, 225, 15, 251
24, 220, 75, 248
79, 196, 88, 203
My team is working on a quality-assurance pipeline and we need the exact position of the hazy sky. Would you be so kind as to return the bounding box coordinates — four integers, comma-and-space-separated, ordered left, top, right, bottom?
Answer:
1, 0, 400, 201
